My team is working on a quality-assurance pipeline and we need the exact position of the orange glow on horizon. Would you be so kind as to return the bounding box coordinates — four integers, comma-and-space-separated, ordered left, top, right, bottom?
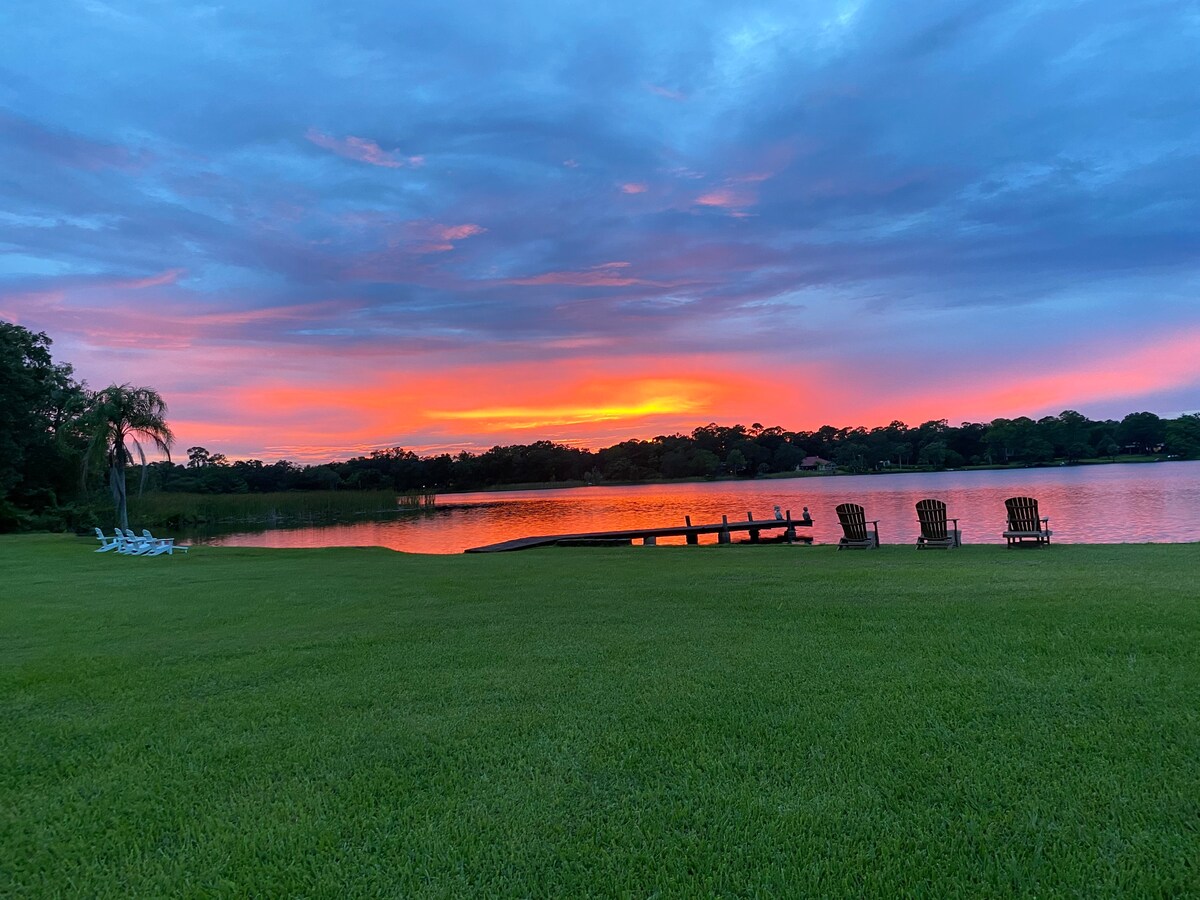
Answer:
148, 326, 1200, 461
431, 393, 705, 430
17, 297, 1197, 463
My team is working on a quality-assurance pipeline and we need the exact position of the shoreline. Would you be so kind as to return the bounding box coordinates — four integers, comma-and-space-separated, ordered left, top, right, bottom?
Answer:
438, 454, 1184, 497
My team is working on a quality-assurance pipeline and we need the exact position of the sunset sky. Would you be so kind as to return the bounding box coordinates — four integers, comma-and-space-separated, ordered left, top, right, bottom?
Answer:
2, 0, 1198, 461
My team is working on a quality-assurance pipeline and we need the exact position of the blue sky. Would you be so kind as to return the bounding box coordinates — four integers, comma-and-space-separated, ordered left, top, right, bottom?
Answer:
2, 0, 1197, 459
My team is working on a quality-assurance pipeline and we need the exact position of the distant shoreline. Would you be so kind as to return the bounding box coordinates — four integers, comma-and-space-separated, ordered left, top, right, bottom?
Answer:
439, 454, 1185, 496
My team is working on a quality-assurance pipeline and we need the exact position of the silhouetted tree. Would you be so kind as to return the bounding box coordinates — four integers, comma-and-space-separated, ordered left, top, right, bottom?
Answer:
82, 385, 174, 530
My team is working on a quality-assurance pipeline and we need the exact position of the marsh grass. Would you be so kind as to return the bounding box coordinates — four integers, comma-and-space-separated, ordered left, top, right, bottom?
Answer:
126, 489, 400, 526
2, 536, 1198, 896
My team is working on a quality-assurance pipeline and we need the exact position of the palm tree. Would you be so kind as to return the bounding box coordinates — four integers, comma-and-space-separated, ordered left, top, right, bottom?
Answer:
83, 385, 174, 530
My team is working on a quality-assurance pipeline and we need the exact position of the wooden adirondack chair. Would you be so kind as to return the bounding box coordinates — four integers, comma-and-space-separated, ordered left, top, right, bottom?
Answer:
915, 498, 960, 548
835, 503, 879, 549
1003, 496, 1052, 546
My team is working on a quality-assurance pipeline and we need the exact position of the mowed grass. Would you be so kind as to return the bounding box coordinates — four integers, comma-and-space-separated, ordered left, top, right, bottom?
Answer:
2, 536, 1198, 897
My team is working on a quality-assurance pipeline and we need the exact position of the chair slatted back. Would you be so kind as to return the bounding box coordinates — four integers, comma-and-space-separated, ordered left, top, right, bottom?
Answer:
835, 503, 869, 542
916, 498, 948, 541
1005, 496, 1042, 532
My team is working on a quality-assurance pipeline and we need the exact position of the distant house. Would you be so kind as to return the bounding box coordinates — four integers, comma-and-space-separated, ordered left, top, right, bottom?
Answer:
800, 456, 836, 473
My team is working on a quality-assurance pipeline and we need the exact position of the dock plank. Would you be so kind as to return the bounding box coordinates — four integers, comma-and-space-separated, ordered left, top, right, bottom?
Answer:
464, 518, 810, 553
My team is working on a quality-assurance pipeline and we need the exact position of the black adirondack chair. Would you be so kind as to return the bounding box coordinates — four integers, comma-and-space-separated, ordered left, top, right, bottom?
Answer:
915, 498, 960, 549
835, 502, 879, 550
1002, 496, 1052, 546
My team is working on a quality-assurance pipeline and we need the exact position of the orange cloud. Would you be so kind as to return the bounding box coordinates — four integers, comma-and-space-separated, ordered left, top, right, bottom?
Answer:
200, 361, 758, 460
621, 182, 648, 194
431, 382, 708, 431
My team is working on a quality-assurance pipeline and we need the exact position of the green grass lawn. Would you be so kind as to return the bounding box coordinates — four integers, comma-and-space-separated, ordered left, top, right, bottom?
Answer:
2, 536, 1198, 897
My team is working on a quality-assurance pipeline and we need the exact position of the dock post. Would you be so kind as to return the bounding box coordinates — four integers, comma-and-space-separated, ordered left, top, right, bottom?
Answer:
685, 515, 698, 545
642, 536, 657, 546
784, 510, 797, 543
747, 511, 759, 543
719, 514, 731, 544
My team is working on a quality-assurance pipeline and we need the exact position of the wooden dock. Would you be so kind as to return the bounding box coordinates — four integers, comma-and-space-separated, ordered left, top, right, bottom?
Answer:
465, 511, 812, 553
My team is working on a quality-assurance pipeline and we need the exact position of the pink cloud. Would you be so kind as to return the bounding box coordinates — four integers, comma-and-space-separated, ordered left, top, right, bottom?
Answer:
689, 151, 789, 214
343, 220, 487, 265
411, 222, 486, 254
696, 188, 755, 208
6, 292, 360, 352
647, 84, 687, 102
114, 268, 185, 290
505, 261, 670, 287
305, 128, 422, 169
621, 182, 648, 194
436, 223, 486, 241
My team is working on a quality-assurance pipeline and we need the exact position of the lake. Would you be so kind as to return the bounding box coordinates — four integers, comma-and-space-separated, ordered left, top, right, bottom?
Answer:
199, 461, 1200, 553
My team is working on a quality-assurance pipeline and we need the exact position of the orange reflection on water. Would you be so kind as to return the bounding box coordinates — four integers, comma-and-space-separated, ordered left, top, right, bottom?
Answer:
203, 461, 1200, 554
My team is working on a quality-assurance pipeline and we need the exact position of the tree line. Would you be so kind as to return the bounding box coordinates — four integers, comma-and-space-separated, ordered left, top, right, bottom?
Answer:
4, 319, 1199, 530
158, 410, 1199, 497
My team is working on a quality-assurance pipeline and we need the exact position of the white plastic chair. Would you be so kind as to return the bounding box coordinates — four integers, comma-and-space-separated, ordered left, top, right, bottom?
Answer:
122, 529, 153, 555
112, 528, 138, 555
141, 529, 190, 555
94, 528, 120, 552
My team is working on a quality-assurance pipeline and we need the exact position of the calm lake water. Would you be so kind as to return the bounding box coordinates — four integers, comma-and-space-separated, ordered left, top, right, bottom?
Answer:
201, 461, 1200, 553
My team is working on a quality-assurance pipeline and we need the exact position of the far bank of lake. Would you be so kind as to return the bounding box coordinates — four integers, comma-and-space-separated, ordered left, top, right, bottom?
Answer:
197, 460, 1200, 553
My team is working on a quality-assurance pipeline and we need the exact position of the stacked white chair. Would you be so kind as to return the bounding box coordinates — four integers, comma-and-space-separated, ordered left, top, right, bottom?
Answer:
95, 528, 190, 557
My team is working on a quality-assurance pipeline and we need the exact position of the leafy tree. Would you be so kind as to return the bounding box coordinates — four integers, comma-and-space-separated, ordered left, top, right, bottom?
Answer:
82, 385, 175, 530
0, 322, 86, 528
1057, 410, 1089, 451
1066, 442, 1091, 463
771, 441, 804, 471
985, 419, 1014, 463
1023, 438, 1055, 464
1116, 412, 1166, 453
918, 440, 949, 468
1164, 413, 1200, 459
